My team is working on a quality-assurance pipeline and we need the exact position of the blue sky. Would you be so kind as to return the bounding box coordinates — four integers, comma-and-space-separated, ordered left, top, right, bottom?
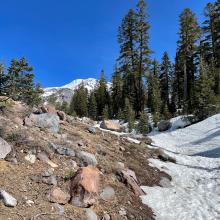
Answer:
0, 0, 211, 87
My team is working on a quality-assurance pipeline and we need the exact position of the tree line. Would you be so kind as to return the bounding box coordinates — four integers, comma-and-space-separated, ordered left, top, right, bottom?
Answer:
61, 0, 220, 131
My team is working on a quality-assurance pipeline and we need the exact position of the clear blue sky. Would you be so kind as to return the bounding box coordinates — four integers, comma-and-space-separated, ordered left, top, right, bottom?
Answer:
0, 0, 211, 87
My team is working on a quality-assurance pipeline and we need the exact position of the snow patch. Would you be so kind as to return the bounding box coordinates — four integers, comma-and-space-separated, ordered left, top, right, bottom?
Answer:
142, 114, 220, 220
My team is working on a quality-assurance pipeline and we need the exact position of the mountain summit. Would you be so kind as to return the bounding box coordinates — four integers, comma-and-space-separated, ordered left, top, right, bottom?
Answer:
43, 78, 112, 103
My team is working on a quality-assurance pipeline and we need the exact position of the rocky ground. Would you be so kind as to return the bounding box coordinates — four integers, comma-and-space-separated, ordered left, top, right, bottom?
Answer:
0, 98, 170, 220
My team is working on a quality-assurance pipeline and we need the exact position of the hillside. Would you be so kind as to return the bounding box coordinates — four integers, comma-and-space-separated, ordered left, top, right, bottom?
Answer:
0, 99, 167, 220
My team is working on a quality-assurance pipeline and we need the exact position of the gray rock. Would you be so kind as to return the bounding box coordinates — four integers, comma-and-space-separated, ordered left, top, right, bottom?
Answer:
53, 203, 65, 214
41, 168, 54, 177
78, 151, 97, 166
158, 120, 171, 132
86, 209, 98, 220
42, 175, 57, 186
49, 142, 75, 157
24, 153, 36, 164
24, 113, 60, 133
0, 137, 12, 159
0, 190, 17, 207
100, 120, 122, 132
100, 186, 115, 201
88, 127, 96, 134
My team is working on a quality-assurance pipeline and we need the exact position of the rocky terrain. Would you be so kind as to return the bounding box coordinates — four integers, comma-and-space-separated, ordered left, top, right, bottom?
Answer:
0, 97, 170, 220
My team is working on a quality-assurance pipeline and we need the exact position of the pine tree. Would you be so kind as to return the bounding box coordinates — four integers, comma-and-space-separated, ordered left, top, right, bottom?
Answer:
123, 98, 135, 132
102, 105, 109, 120
61, 101, 69, 114
0, 64, 8, 96
177, 8, 201, 112
194, 57, 215, 120
47, 94, 58, 105
118, 9, 138, 108
135, 0, 151, 115
95, 70, 110, 116
6, 58, 43, 106
88, 92, 97, 120
160, 52, 172, 115
69, 83, 88, 117
138, 111, 149, 134
111, 66, 123, 117
148, 60, 162, 115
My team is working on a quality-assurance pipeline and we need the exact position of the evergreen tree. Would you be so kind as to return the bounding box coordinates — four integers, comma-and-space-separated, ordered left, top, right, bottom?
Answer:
118, 9, 138, 108
148, 60, 162, 115
176, 8, 201, 112
88, 92, 97, 120
203, 1, 220, 95
69, 83, 88, 117
6, 58, 43, 106
61, 101, 69, 114
47, 94, 58, 105
111, 66, 123, 117
160, 52, 172, 114
194, 57, 215, 120
123, 98, 135, 132
102, 105, 109, 120
0, 64, 8, 96
135, 0, 151, 115
138, 111, 149, 134
95, 70, 110, 116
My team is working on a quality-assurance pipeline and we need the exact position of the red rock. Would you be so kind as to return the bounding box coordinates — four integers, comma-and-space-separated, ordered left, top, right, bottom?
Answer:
70, 166, 100, 207
48, 187, 70, 204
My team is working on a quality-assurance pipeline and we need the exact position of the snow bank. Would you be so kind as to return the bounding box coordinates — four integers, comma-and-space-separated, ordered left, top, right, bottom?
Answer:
142, 114, 220, 220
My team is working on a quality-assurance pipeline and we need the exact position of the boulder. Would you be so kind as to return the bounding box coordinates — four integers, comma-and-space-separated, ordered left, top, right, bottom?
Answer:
77, 151, 97, 166
117, 169, 145, 197
100, 186, 115, 201
158, 120, 171, 132
100, 120, 122, 132
0, 190, 17, 207
0, 137, 12, 159
70, 167, 100, 207
48, 187, 70, 205
57, 111, 66, 121
24, 113, 60, 133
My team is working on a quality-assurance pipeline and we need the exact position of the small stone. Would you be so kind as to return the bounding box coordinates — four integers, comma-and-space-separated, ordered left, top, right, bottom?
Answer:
37, 152, 58, 168
119, 146, 125, 152
119, 208, 126, 216
78, 151, 97, 166
42, 175, 57, 186
86, 209, 98, 220
100, 186, 115, 201
25, 153, 36, 164
53, 203, 65, 214
0, 190, 17, 207
26, 200, 34, 206
0, 137, 12, 159
88, 127, 96, 134
115, 162, 125, 171
102, 214, 111, 220
48, 187, 70, 205
41, 168, 54, 177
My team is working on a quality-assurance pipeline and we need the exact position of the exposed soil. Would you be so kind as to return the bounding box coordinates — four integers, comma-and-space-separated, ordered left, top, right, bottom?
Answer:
0, 103, 170, 220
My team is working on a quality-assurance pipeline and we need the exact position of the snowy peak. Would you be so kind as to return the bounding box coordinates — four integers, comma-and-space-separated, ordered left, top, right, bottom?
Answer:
43, 78, 112, 103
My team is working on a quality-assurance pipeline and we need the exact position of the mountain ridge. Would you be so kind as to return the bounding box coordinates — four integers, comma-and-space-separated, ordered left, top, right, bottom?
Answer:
43, 78, 112, 103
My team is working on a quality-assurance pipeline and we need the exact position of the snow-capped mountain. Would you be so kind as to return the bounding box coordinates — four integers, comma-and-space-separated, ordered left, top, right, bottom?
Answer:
43, 78, 112, 103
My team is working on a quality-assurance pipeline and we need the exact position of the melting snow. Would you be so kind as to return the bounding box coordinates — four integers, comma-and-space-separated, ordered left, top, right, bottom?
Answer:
141, 114, 220, 220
